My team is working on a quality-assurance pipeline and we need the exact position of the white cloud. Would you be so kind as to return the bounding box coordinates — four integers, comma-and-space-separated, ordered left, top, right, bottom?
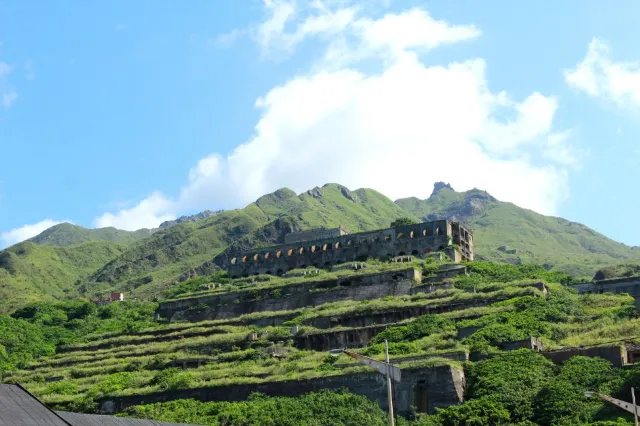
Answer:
96, 2, 578, 230
565, 38, 640, 109
1, 219, 70, 248
0, 62, 11, 79
0, 61, 17, 109
93, 191, 175, 231
2, 90, 17, 109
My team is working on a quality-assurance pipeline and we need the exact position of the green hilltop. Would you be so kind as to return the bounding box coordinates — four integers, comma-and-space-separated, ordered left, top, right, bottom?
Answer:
27, 223, 153, 247
0, 182, 638, 313
396, 183, 640, 277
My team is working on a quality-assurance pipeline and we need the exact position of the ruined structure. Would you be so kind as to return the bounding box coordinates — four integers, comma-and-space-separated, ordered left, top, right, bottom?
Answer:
284, 226, 349, 244
227, 220, 473, 278
99, 364, 465, 416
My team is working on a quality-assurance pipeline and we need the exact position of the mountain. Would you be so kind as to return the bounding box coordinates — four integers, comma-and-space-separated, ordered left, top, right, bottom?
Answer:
396, 182, 640, 276
1, 181, 639, 313
158, 210, 223, 229
28, 223, 152, 247
82, 183, 411, 300
0, 241, 126, 314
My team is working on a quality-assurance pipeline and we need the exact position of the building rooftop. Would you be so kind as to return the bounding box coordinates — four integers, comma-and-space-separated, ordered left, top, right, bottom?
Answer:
0, 383, 201, 426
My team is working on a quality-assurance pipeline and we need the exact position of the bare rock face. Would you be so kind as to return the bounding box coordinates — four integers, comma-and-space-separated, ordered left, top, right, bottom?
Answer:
431, 182, 455, 196
307, 187, 324, 199
340, 186, 359, 203
159, 210, 223, 229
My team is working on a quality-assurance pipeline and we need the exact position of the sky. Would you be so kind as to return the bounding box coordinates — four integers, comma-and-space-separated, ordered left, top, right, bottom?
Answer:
1, 0, 640, 248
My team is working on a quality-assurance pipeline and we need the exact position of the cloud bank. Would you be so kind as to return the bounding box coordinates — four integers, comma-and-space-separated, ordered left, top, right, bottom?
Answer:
0, 219, 70, 248
565, 38, 640, 110
8, 1, 581, 239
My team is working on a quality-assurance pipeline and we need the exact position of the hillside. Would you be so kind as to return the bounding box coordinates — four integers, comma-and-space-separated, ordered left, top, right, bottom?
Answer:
3, 260, 640, 425
2, 181, 640, 313
396, 183, 640, 276
28, 223, 152, 247
79, 184, 411, 301
0, 241, 126, 314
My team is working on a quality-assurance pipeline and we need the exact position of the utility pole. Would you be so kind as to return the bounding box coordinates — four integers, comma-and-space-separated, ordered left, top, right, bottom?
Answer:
633, 387, 639, 426
330, 342, 400, 426
585, 389, 640, 423
385, 340, 396, 426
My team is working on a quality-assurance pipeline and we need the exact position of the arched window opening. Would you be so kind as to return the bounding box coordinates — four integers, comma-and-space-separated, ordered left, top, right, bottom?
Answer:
242, 256, 248, 263
411, 250, 419, 256
311, 245, 317, 253
299, 247, 305, 254
347, 240, 353, 246
397, 233, 405, 240
323, 243, 332, 251
276, 250, 282, 258
435, 227, 441, 236
335, 242, 341, 249
287, 248, 294, 256
385, 235, 392, 241
230, 257, 237, 264
265, 252, 271, 260
409, 231, 415, 239
253, 254, 260, 261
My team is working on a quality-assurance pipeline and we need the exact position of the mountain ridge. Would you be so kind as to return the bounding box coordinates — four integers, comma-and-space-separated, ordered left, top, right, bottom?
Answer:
1, 182, 639, 313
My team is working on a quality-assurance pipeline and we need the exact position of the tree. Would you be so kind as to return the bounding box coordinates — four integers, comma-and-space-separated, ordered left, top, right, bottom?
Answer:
390, 217, 419, 228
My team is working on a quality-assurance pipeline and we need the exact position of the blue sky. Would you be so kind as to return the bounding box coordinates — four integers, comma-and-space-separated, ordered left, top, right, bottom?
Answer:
1, 0, 640, 248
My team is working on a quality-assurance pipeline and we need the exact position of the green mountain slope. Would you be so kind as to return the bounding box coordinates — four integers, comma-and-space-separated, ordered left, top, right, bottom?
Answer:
396, 183, 640, 276
28, 223, 152, 247
84, 184, 412, 301
0, 241, 126, 314
3, 181, 639, 314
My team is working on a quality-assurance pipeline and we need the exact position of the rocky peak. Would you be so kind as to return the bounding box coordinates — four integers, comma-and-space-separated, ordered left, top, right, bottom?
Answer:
306, 187, 324, 199
158, 210, 223, 229
431, 182, 455, 196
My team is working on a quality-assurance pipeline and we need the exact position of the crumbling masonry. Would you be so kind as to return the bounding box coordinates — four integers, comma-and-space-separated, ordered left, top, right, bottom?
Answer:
227, 220, 474, 278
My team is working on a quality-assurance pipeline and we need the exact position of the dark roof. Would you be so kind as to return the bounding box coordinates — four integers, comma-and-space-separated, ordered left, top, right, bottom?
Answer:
57, 412, 200, 426
0, 384, 202, 426
0, 383, 70, 426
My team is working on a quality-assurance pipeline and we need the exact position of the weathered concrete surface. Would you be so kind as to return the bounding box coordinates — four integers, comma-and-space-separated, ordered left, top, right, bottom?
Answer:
573, 277, 640, 299
98, 365, 465, 417
159, 269, 421, 322
294, 324, 390, 351
304, 293, 530, 329
542, 345, 625, 367
227, 220, 473, 277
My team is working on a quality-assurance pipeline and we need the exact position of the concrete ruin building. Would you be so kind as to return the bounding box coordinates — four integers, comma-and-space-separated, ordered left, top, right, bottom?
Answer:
227, 220, 474, 278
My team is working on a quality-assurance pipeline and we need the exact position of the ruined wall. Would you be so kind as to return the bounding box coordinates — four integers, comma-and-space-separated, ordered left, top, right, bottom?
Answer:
99, 365, 464, 417
294, 324, 390, 351
284, 227, 348, 245
159, 269, 421, 322
228, 220, 473, 277
542, 345, 626, 367
573, 277, 640, 300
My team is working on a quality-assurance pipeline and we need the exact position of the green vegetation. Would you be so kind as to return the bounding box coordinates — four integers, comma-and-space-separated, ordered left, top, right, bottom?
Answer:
390, 217, 419, 227
0, 241, 126, 314
27, 223, 152, 247
122, 390, 392, 426
396, 185, 640, 276
2, 182, 640, 313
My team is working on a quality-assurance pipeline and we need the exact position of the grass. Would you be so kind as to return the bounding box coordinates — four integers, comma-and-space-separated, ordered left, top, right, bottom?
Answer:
5, 273, 635, 412
161, 260, 423, 303
3, 182, 639, 314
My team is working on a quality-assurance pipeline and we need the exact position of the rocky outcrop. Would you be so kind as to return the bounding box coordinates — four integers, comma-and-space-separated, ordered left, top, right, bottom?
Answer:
159, 210, 223, 229
431, 182, 455, 196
